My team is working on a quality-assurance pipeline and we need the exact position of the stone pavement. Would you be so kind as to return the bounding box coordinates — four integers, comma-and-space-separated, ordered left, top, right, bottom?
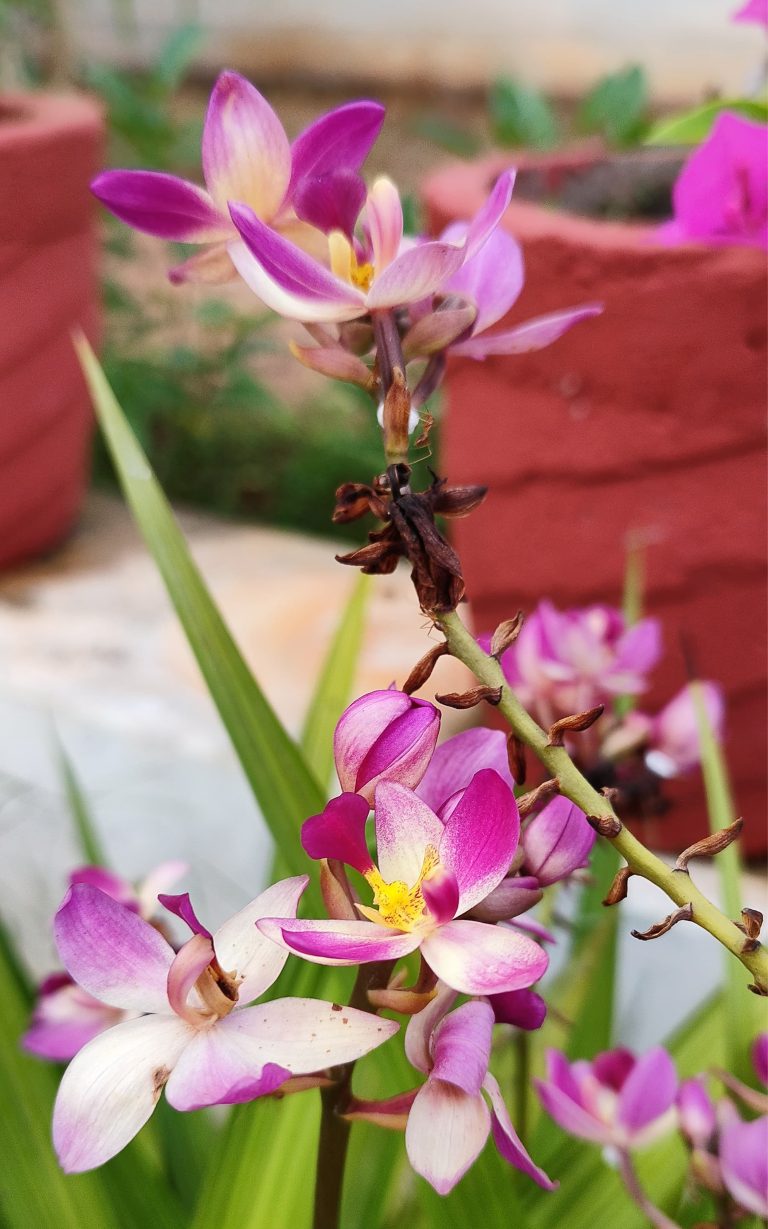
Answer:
0, 493, 763, 1045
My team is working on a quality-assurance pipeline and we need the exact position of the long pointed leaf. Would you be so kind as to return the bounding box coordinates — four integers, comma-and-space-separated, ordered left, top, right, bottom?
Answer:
75, 336, 325, 888
56, 734, 107, 865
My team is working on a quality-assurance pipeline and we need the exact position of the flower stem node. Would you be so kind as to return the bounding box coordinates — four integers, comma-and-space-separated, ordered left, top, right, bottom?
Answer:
547, 704, 605, 748
586, 813, 623, 838
673, 819, 744, 872
434, 685, 503, 710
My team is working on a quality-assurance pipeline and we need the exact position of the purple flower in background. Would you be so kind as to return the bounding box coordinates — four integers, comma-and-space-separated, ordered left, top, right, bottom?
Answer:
660, 112, 768, 250
404, 221, 602, 360
228, 171, 516, 322
720, 1115, 768, 1217
334, 689, 440, 803
262, 771, 549, 996
51, 879, 397, 1171
493, 600, 661, 722
403, 991, 556, 1194
754, 1033, 768, 1087
92, 71, 384, 283
23, 860, 186, 1061
645, 682, 725, 778
535, 1047, 678, 1149
521, 796, 596, 885
733, 0, 768, 25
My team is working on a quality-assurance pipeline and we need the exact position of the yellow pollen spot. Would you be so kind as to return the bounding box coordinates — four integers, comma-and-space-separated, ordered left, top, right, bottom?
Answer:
328, 229, 374, 292
363, 845, 440, 931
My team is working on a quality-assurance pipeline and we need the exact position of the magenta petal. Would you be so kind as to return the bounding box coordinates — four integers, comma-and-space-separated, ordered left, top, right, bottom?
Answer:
334, 689, 440, 803
452, 304, 604, 359
720, 1115, 768, 1218
430, 999, 494, 1096
54, 884, 175, 1015
301, 793, 373, 874
159, 892, 212, 937
167, 935, 215, 1023
91, 170, 228, 241
438, 769, 520, 913
463, 170, 515, 261
422, 866, 460, 925
366, 239, 468, 309
534, 1076, 614, 1146
292, 170, 367, 237
592, 1048, 636, 1091
677, 1078, 716, 1148
202, 70, 290, 217
521, 796, 596, 886
417, 727, 515, 815
441, 224, 524, 333
290, 101, 385, 184
616, 1047, 677, 1136
490, 988, 547, 1031
733, 0, 768, 24
69, 867, 136, 909
229, 207, 365, 319
668, 112, 768, 249
257, 917, 421, 966
421, 919, 548, 996
469, 876, 542, 923
484, 1072, 558, 1189
23, 979, 122, 1061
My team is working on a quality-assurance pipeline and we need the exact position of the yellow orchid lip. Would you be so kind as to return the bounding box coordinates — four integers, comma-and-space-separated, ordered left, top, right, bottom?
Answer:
328, 230, 375, 293
359, 845, 440, 932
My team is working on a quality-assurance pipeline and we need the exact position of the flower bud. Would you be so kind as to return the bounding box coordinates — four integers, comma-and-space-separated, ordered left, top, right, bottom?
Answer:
677, 1078, 716, 1148
521, 796, 596, 885
333, 689, 440, 803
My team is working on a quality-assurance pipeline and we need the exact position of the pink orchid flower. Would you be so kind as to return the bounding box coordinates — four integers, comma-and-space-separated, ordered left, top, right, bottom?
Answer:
350, 986, 556, 1194
259, 770, 549, 996
659, 112, 768, 250
491, 600, 661, 722
92, 70, 384, 283
228, 171, 516, 322
535, 1047, 678, 1150
677, 1077, 717, 1149
405, 221, 602, 361
334, 689, 440, 804
51, 879, 398, 1172
416, 725, 515, 814
733, 0, 768, 26
23, 860, 186, 1061
645, 682, 725, 778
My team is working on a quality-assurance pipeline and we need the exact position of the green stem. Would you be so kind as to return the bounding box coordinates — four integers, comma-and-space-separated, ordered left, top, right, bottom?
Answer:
312, 961, 395, 1229
437, 610, 768, 994
617, 1149, 681, 1229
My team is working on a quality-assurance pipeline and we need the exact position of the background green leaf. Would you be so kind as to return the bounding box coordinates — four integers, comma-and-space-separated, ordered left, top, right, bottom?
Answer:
578, 65, 649, 146
489, 77, 559, 149
646, 98, 768, 146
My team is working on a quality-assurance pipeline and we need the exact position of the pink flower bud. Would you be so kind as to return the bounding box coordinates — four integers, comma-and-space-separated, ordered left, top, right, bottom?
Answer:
333, 690, 440, 803
521, 796, 596, 886
677, 1078, 716, 1148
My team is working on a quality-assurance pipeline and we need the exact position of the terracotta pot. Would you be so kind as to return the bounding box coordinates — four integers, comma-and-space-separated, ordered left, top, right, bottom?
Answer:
0, 92, 103, 570
422, 151, 767, 857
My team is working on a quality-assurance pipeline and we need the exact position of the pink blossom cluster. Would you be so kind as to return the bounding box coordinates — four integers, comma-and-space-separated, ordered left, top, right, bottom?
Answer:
538, 1034, 768, 1221
484, 600, 725, 815
92, 70, 601, 416
26, 685, 601, 1191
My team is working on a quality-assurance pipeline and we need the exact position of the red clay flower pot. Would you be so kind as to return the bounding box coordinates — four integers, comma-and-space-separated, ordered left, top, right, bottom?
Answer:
422, 151, 767, 857
0, 92, 103, 570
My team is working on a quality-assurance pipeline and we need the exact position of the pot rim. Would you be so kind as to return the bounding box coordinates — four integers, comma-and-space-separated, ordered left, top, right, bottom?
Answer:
0, 90, 103, 150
